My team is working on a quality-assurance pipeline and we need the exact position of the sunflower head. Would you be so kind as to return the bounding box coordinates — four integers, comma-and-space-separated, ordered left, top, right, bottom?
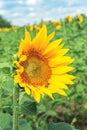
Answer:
56, 21, 61, 30
29, 25, 33, 31
14, 24, 75, 102
51, 21, 61, 30
66, 15, 73, 22
34, 25, 40, 33
77, 15, 83, 23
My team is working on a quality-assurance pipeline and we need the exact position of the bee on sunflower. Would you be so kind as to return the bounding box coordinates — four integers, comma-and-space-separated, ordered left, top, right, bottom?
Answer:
14, 24, 75, 102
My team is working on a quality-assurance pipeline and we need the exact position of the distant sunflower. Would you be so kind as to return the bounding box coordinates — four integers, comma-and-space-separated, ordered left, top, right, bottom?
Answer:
29, 25, 33, 31
66, 15, 72, 22
77, 15, 83, 23
14, 24, 75, 102
34, 25, 40, 33
51, 21, 61, 30
56, 21, 61, 30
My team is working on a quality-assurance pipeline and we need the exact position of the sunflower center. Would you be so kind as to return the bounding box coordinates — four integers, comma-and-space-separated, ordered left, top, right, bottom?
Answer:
24, 54, 51, 86
26, 59, 41, 77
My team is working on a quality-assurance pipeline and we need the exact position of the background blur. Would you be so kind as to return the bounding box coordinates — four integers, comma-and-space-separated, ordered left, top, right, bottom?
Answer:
0, 0, 87, 26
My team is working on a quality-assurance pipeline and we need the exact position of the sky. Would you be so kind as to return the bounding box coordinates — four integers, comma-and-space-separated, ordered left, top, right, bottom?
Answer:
0, 0, 87, 26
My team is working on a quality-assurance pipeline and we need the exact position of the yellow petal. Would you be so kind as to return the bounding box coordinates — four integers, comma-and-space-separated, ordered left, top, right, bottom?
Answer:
20, 55, 27, 62
47, 32, 55, 42
25, 29, 31, 42
32, 90, 40, 103
52, 66, 74, 75
16, 66, 24, 74
14, 75, 21, 83
49, 80, 68, 89
18, 30, 31, 57
14, 61, 20, 67
32, 24, 47, 50
39, 31, 55, 52
49, 56, 74, 67
43, 39, 62, 55
14, 60, 24, 74
56, 49, 69, 56
66, 74, 76, 80
48, 84, 67, 96
44, 43, 64, 59
41, 87, 54, 99
49, 75, 74, 85
24, 87, 30, 95
57, 89, 67, 96
19, 82, 27, 87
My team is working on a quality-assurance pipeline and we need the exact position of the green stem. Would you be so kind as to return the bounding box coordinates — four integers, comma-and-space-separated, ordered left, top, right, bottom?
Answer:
0, 84, 2, 113
13, 84, 19, 130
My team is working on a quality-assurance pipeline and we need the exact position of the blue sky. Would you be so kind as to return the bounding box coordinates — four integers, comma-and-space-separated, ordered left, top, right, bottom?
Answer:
0, 0, 87, 26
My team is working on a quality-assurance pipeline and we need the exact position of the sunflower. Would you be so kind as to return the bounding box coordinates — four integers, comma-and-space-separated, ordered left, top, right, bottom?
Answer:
29, 25, 33, 31
66, 15, 72, 22
51, 21, 61, 30
77, 15, 83, 23
34, 25, 40, 33
56, 21, 61, 30
14, 24, 75, 102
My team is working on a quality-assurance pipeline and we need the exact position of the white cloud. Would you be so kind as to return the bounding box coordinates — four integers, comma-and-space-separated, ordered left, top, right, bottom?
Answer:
43, 17, 53, 21
12, 13, 21, 17
0, 10, 7, 15
28, 12, 36, 17
12, 18, 29, 26
65, 0, 79, 6
29, 7, 34, 11
48, 6, 87, 17
26, 0, 42, 5
0, 0, 3, 7
17, 0, 24, 4
17, 0, 43, 5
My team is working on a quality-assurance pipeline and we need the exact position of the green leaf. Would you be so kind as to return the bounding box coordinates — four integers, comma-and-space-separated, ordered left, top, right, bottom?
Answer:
37, 104, 46, 113
2, 67, 11, 74
37, 127, 44, 130
46, 110, 56, 116
47, 122, 77, 130
0, 63, 11, 68
32, 126, 44, 130
21, 100, 37, 115
2, 78, 14, 92
0, 113, 12, 129
19, 119, 33, 130
0, 63, 12, 74
20, 124, 33, 130
76, 85, 84, 92
83, 104, 87, 109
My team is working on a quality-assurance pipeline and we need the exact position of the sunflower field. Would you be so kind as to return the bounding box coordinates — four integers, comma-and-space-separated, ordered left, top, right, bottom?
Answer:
0, 14, 87, 130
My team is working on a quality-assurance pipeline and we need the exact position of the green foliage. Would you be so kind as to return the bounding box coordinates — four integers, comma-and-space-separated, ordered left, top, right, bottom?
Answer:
47, 122, 76, 130
0, 113, 12, 129
19, 119, 33, 130
0, 15, 11, 28
21, 100, 37, 115
0, 15, 87, 130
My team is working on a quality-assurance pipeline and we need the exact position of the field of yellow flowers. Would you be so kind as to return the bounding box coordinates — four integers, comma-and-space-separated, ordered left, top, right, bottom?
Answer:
0, 15, 87, 130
